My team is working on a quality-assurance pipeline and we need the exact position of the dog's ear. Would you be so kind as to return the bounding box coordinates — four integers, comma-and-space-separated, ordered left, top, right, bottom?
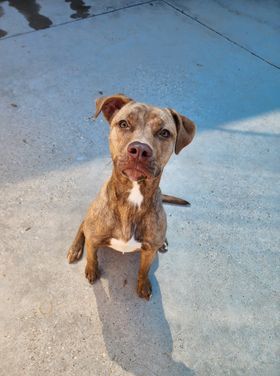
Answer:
168, 109, 196, 154
95, 94, 133, 122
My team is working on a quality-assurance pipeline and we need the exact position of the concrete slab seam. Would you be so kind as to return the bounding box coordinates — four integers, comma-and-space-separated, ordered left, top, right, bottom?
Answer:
163, 0, 280, 70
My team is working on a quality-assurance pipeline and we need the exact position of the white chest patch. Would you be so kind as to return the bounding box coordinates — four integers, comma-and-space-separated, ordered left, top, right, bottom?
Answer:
109, 237, 142, 254
128, 182, 143, 207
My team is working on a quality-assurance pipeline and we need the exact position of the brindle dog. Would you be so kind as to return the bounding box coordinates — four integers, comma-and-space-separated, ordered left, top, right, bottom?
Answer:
67, 94, 195, 300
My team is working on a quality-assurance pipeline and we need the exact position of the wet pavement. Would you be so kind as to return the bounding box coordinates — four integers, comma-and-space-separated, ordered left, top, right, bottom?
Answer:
0, 1, 279, 375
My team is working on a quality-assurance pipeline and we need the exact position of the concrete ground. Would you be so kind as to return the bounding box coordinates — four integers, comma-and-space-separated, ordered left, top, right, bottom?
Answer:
0, 1, 279, 375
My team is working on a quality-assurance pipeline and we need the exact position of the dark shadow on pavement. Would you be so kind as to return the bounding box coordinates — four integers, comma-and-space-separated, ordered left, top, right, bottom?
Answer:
93, 249, 194, 376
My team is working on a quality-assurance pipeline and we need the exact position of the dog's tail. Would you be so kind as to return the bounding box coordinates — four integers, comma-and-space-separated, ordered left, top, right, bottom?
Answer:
161, 194, 190, 206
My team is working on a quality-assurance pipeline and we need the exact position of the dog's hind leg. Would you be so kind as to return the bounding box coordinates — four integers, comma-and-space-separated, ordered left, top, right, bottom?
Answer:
158, 238, 168, 253
67, 221, 85, 263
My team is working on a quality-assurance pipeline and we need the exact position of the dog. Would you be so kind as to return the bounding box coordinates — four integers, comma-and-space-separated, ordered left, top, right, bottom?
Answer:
67, 94, 195, 300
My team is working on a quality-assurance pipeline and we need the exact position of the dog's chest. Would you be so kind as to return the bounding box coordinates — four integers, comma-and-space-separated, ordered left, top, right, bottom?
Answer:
109, 236, 141, 254
109, 182, 143, 253
128, 182, 143, 207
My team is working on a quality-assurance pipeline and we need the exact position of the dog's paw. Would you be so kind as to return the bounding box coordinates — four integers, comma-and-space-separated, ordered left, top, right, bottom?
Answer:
137, 278, 152, 300
85, 264, 100, 284
158, 239, 168, 253
67, 246, 83, 263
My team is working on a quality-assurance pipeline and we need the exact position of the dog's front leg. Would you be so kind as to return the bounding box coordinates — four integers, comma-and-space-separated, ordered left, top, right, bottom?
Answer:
85, 238, 100, 284
67, 221, 85, 263
137, 247, 157, 300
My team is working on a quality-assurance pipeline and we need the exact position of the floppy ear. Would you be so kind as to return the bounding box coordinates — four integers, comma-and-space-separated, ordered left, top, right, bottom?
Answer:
168, 108, 196, 154
95, 94, 133, 123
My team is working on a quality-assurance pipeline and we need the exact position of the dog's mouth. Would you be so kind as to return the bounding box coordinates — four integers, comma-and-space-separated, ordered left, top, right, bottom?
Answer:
117, 157, 161, 182
118, 161, 156, 182
122, 167, 149, 182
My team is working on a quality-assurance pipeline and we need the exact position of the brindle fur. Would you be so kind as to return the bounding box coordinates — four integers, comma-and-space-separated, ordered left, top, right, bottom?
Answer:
67, 94, 195, 300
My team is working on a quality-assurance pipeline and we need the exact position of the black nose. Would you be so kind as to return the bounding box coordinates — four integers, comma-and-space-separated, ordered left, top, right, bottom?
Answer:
127, 141, 153, 161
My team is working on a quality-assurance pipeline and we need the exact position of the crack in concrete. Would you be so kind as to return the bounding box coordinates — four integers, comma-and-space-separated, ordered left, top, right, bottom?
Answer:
163, 0, 280, 70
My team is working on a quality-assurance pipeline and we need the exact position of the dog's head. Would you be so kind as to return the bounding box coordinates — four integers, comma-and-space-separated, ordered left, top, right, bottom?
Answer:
95, 94, 196, 182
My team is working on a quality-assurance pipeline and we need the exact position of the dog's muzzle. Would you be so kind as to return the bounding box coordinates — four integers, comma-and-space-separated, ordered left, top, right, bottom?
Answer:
118, 142, 160, 181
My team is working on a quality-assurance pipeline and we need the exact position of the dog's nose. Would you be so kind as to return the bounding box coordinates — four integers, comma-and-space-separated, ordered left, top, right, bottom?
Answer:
127, 142, 153, 161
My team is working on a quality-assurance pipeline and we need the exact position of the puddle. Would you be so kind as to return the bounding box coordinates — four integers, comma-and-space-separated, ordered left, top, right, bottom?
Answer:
0, 0, 91, 38
0, 29, 7, 38
65, 0, 91, 19
0, 0, 52, 37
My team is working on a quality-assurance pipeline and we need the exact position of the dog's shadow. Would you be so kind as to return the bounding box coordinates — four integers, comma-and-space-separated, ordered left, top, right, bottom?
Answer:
92, 249, 194, 375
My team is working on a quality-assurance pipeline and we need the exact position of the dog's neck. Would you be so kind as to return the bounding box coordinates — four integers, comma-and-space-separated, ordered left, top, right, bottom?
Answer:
108, 168, 162, 207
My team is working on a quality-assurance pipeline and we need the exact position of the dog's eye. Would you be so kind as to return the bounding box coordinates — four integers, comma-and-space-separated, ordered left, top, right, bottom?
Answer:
119, 120, 129, 129
159, 129, 170, 138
